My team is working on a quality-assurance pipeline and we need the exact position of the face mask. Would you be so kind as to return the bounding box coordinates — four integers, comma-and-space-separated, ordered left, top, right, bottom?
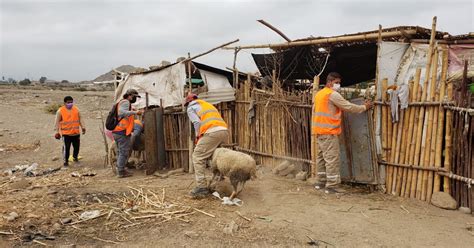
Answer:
130, 96, 137, 103
332, 83, 341, 91
65, 103, 73, 109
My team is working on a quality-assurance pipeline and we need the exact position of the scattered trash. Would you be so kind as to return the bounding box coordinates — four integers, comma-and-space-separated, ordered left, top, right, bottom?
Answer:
21, 231, 56, 242
61, 218, 72, 224
71, 171, 97, 178
79, 210, 101, 220
5, 212, 19, 222
24, 163, 39, 176
212, 192, 243, 206
51, 156, 59, 161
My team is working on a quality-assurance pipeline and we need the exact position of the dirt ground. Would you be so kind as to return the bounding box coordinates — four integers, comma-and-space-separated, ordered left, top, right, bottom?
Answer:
1, 87, 473, 247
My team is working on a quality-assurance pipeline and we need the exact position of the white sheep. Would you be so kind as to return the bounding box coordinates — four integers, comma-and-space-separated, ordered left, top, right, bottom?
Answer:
209, 148, 257, 199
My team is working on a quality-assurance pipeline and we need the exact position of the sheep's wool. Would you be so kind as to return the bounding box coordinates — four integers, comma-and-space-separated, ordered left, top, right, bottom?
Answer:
211, 148, 256, 178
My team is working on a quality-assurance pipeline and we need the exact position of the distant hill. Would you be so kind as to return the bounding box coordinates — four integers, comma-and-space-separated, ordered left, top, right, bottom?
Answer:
93, 65, 144, 82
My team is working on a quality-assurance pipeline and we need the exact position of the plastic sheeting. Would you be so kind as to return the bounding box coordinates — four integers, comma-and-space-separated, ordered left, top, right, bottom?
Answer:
376, 42, 409, 100
115, 63, 186, 109
114, 62, 235, 108
448, 44, 474, 82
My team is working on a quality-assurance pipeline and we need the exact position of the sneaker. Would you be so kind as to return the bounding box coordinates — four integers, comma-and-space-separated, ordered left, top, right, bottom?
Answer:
314, 183, 326, 190
117, 170, 133, 178
324, 186, 346, 194
189, 187, 210, 199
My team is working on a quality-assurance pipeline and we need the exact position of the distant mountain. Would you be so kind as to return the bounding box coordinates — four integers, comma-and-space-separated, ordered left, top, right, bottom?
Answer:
93, 65, 144, 82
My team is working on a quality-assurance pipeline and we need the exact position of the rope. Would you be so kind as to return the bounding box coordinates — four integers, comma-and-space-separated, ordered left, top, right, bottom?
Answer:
235, 146, 314, 165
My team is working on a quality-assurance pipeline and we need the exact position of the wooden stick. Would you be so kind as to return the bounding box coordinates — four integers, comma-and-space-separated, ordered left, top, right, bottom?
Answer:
69, 213, 107, 225
90, 236, 119, 244
0, 231, 14, 235
32, 240, 48, 246
236, 211, 251, 222
193, 208, 215, 218
183, 39, 239, 62
400, 205, 410, 214
257, 19, 291, 41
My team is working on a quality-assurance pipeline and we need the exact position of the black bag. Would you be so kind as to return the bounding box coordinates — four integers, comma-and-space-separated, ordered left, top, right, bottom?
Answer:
105, 101, 123, 131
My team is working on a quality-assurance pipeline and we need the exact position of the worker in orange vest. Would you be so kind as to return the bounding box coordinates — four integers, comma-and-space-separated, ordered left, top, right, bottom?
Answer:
313, 72, 373, 194
113, 89, 143, 178
54, 96, 86, 167
185, 93, 229, 198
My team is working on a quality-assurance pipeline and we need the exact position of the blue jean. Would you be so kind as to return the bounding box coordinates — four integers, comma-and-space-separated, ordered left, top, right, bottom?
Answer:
112, 133, 131, 172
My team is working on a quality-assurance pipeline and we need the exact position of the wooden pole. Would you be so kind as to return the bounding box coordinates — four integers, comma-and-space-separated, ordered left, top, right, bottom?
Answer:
381, 78, 388, 161
387, 85, 399, 194
411, 16, 437, 199
223, 29, 419, 50
183, 39, 239, 62
403, 68, 421, 197
311, 76, 320, 177
187, 53, 194, 174
425, 47, 440, 202
433, 46, 448, 193
443, 69, 454, 193
395, 80, 414, 196
232, 48, 240, 88
257, 19, 292, 41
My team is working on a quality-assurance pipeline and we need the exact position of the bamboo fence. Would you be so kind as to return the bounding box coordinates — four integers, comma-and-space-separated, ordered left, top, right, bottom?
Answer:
234, 76, 312, 170
450, 61, 473, 211
162, 103, 234, 172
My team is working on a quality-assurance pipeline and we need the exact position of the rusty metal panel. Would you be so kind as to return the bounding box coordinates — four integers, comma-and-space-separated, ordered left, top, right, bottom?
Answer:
340, 98, 377, 184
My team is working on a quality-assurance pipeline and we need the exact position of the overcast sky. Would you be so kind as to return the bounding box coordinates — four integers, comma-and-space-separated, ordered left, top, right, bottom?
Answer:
0, 0, 472, 82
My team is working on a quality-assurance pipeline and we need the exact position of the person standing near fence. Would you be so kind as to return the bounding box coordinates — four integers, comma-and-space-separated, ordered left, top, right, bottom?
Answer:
185, 93, 229, 198
54, 96, 86, 167
312, 72, 373, 194
112, 89, 143, 178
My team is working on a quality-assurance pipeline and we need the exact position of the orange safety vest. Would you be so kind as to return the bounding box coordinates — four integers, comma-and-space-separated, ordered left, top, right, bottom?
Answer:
195, 99, 227, 136
134, 119, 143, 127
113, 100, 135, 136
312, 87, 342, 135
59, 106, 81, 135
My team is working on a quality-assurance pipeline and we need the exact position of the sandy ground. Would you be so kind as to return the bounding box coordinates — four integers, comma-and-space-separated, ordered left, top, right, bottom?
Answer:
0, 87, 473, 247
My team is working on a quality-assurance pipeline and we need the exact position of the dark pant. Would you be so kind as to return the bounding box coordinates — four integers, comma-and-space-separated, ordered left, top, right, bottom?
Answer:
63, 135, 80, 165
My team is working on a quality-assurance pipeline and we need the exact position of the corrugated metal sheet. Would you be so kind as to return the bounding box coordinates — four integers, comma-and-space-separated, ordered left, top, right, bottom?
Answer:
198, 88, 235, 105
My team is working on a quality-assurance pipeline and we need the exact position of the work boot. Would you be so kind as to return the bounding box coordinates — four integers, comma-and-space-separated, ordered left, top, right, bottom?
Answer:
324, 186, 347, 194
117, 170, 133, 178
314, 182, 326, 190
189, 187, 210, 199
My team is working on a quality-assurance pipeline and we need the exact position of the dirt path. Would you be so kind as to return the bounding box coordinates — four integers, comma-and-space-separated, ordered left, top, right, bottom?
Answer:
0, 87, 473, 247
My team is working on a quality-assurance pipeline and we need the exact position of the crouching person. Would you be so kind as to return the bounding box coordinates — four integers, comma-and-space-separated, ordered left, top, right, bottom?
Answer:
112, 89, 143, 178
185, 93, 229, 198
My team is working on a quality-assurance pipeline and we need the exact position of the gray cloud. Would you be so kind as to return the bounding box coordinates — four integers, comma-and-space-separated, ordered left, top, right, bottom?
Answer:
0, 0, 472, 81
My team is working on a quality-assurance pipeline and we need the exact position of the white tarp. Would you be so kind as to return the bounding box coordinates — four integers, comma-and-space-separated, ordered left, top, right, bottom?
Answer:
115, 63, 187, 108
199, 69, 235, 104
376, 42, 409, 100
